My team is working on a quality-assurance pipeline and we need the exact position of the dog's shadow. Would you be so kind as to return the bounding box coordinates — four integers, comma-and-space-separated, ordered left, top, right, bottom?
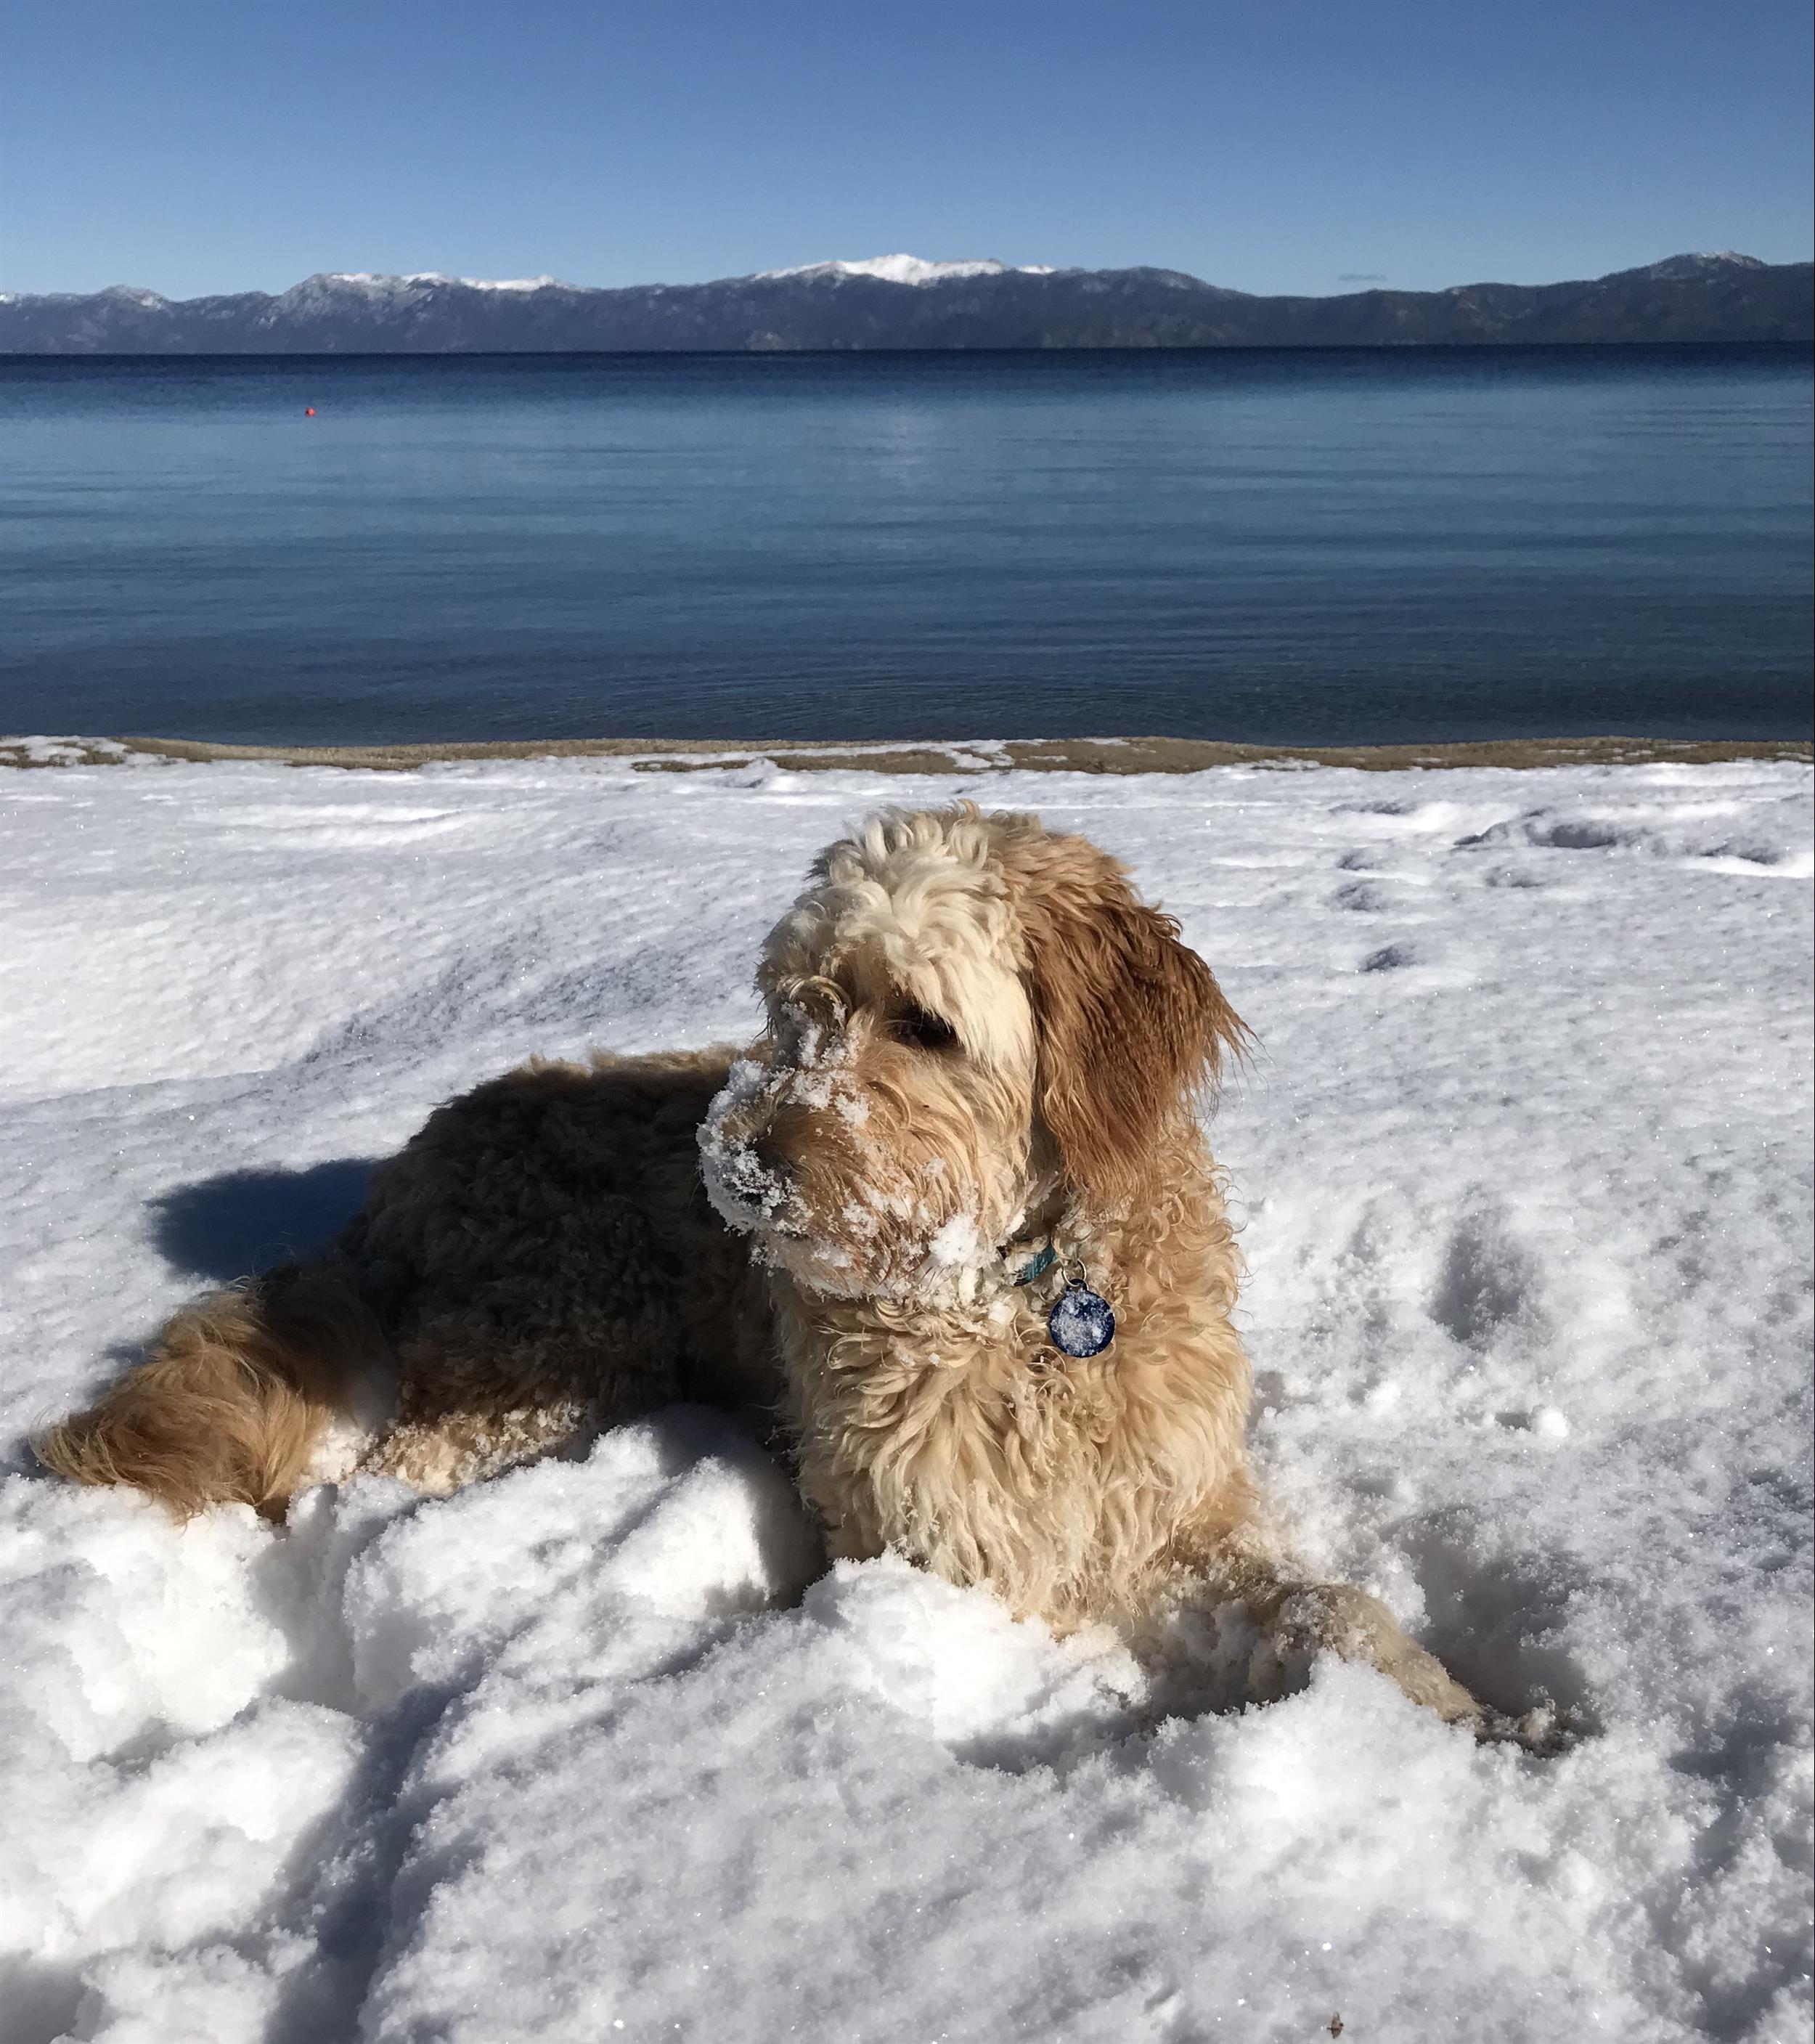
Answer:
151, 1159, 378, 1282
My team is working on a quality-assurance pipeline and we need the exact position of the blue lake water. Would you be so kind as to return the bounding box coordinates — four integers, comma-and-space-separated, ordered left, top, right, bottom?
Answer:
1, 348, 1809, 744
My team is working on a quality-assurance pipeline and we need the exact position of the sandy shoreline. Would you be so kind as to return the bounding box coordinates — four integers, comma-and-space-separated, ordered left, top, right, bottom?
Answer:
3, 732, 1810, 774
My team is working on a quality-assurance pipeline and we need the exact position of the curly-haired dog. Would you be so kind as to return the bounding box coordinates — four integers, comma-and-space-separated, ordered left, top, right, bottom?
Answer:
39, 805, 1496, 1730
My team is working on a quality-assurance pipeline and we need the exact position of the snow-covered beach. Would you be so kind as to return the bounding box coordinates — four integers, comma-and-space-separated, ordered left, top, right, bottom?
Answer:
1, 751, 1809, 2044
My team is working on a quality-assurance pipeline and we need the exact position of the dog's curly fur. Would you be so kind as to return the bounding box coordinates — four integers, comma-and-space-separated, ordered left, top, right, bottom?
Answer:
38, 804, 1491, 1728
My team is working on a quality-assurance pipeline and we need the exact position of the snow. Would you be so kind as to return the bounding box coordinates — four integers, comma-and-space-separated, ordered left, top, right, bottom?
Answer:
756, 254, 1058, 285
0, 736, 148, 770
928, 1211, 984, 1267
451, 275, 565, 292
317, 272, 567, 294
1639, 252, 1769, 280
0, 751, 1809, 2044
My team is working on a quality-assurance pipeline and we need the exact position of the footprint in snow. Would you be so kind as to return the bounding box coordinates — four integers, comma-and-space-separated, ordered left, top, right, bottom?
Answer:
1333, 879, 1392, 913
1429, 1205, 1543, 1351
1360, 943, 1420, 973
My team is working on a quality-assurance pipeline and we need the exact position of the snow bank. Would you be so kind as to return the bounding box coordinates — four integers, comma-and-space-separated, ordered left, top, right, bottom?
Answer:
0, 754, 1808, 2043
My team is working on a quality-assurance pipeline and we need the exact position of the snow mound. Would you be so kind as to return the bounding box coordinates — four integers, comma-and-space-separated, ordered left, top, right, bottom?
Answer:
0, 754, 1809, 2042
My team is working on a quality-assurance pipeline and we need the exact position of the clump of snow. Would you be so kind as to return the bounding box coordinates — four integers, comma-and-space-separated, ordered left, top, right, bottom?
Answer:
0, 754, 1810, 2041
0, 734, 150, 769
756, 254, 1057, 285
926, 1210, 984, 1266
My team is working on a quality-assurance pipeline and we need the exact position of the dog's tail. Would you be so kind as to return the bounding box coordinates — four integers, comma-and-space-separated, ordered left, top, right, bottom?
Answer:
33, 1257, 383, 1520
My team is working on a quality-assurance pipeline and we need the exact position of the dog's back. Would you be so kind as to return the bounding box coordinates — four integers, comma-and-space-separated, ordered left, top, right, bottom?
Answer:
356, 1049, 775, 1491
37, 1048, 773, 1515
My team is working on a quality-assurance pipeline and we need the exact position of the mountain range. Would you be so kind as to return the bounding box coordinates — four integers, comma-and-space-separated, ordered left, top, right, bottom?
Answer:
1, 251, 1808, 353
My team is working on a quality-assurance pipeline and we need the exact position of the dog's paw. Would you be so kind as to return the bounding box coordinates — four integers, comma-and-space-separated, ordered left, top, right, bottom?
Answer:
1467, 1695, 1580, 1757
1272, 1584, 1487, 1727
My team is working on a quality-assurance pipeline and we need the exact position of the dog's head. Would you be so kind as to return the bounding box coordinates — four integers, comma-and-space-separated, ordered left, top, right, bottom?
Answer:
698, 805, 1247, 1300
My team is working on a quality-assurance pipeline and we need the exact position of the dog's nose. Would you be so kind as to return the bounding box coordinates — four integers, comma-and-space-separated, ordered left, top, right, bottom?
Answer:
717, 1123, 791, 1208
744, 1130, 791, 1188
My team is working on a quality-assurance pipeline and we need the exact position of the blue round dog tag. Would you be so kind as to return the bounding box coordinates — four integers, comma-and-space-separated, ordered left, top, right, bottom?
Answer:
1048, 1278, 1115, 1358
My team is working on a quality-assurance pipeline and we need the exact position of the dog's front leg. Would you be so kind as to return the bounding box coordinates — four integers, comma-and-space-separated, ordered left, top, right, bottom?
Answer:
1260, 1579, 1486, 1725
1176, 1512, 1488, 1730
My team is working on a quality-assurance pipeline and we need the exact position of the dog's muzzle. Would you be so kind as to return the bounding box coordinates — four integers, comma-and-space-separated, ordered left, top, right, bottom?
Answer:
698, 1060, 807, 1237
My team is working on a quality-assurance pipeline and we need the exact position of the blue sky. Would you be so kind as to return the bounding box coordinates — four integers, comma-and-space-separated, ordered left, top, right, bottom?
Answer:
2, 0, 1809, 298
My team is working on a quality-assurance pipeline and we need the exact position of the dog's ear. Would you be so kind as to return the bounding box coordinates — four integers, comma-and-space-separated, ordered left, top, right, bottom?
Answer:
1008, 831, 1249, 1205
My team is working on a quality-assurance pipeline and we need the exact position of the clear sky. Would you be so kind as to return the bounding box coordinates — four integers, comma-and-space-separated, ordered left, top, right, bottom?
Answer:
2, 0, 1809, 300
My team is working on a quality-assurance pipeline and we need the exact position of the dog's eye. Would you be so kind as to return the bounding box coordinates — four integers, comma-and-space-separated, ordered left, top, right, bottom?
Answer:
892, 1006, 958, 1052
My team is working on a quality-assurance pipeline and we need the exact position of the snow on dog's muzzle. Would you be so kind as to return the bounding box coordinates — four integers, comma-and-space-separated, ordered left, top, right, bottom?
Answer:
698, 1057, 809, 1237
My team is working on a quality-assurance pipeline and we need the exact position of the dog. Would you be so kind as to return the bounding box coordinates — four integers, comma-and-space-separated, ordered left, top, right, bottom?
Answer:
38, 804, 1499, 1732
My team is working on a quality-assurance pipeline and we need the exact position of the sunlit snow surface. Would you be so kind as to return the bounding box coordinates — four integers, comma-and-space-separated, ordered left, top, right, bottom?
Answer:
0, 755, 1809, 2044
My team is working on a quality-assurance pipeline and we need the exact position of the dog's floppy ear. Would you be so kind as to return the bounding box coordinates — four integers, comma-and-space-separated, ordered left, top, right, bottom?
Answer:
1006, 828, 1249, 1205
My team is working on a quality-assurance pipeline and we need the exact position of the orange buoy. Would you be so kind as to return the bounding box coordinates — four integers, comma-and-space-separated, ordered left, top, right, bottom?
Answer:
305, 407, 316, 416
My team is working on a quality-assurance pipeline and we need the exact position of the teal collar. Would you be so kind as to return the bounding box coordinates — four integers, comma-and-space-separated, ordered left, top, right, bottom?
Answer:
1012, 1242, 1058, 1287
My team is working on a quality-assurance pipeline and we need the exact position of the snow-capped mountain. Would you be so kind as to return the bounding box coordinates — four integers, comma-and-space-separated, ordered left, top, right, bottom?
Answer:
1637, 251, 1768, 282
1, 251, 1806, 352
323, 271, 571, 293
756, 255, 1057, 285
